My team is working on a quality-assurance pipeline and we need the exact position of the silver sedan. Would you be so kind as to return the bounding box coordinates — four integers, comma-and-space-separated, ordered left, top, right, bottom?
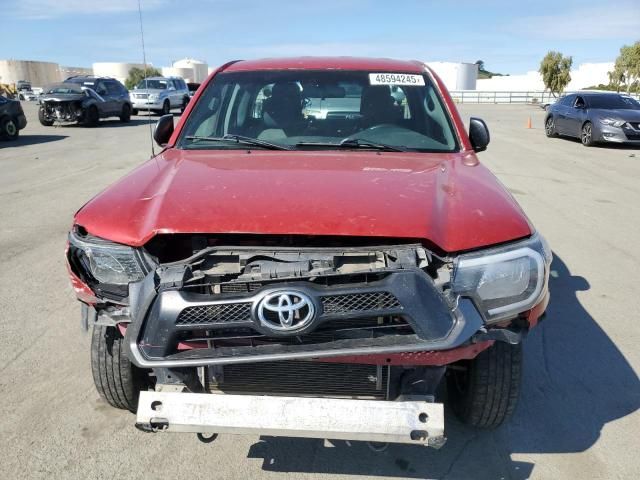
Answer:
545, 92, 640, 146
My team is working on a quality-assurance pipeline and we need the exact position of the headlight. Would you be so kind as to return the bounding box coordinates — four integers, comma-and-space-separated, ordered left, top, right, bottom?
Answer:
68, 229, 148, 286
452, 234, 551, 322
599, 117, 626, 127
148, 94, 159, 102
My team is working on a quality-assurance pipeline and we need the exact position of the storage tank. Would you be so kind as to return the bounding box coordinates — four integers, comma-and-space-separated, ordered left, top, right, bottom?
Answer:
173, 58, 208, 83
0, 60, 60, 88
59, 66, 93, 81
92, 62, 147, 84
161, 66, 194, 82
456, 62, 478, 90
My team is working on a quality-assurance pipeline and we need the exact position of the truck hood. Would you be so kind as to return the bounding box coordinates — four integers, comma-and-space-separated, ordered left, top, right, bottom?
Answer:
74, 149, 532, 252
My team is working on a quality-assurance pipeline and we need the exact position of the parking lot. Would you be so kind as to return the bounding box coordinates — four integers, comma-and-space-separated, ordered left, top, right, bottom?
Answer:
1, 102, 638, 480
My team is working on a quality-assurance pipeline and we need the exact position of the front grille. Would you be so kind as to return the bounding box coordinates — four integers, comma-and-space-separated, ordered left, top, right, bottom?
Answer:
322, 292, 401, 314
625, 133, 640, 140
208, 361, 389, 399
176, 303, 252, 325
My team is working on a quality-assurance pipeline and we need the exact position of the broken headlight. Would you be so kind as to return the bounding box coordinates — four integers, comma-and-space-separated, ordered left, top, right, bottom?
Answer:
68, 228, 151, 287
452, 233, 551, 322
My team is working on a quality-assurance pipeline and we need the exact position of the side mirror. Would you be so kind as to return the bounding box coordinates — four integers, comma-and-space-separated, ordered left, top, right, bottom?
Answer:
154, 114, 174, 147
469, 117, 490, 152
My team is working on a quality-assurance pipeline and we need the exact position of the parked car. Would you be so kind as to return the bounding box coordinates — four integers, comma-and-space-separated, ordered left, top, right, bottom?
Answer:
545, 92, 640, 146
66, 57, 551, 446
129, 76, 190, 115
0, 95, 27, 140
18, 90, 39, 101
38, 76, 132, 127
187, 82, 201, 98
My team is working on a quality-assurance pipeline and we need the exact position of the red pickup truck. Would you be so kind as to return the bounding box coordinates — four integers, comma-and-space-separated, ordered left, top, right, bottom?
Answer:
67, 57, 550, 447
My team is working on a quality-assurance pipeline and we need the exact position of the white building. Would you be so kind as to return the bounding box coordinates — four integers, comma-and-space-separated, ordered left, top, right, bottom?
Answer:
426, 62, 478, 90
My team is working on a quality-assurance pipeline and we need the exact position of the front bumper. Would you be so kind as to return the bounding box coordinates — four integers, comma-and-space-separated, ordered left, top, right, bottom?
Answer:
596, 123, 640, 143
136, 391, 445, 446
124, 268, 485, 368
131, 99, 163, 110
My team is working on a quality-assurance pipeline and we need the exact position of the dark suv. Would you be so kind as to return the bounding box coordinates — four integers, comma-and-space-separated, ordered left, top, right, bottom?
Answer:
39, 76, 132, 127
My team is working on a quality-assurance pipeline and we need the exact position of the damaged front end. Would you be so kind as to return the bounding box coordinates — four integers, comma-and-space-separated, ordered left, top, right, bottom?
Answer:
40, 98, 85, 123
68, 229, 549, 446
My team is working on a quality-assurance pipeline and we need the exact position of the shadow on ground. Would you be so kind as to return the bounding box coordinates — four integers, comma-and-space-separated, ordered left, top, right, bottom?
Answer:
1, 134, 68, 147
246, 254, 639, 479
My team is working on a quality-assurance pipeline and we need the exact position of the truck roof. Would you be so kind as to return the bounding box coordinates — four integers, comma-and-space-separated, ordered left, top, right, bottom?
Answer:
225, 57, 426, 73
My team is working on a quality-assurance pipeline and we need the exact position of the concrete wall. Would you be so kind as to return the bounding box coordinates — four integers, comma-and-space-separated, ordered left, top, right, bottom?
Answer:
0, 60, 60, 87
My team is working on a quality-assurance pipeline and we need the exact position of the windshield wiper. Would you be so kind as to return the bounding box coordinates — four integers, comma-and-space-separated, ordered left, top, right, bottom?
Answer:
185, 134, 291, 150
296, 138, 406, 152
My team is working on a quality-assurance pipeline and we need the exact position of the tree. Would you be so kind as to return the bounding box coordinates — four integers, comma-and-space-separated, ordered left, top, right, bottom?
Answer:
125, 66, 162, 90
539, 51, 572, 97
610, 41, 640, 93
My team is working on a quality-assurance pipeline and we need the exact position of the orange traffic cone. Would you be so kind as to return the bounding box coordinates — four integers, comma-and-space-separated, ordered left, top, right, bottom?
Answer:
526, 117, 532, 129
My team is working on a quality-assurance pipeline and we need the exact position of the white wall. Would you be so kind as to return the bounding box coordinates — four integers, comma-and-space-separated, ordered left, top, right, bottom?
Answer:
476, 62, 614, 91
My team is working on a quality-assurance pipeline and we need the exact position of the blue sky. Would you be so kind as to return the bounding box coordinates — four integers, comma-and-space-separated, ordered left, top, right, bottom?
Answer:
1, 0, 638, 74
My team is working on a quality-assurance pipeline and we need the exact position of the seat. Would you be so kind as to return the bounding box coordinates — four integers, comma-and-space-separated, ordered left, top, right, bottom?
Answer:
261, 82, 304, 135
360, 86, 402, 128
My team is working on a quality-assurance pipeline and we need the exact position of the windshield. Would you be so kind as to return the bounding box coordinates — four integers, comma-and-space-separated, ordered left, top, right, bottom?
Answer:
45, 84, 84, 94
587, 94, 640, 109
178, 70, 458, 152
136, 79, 168, 90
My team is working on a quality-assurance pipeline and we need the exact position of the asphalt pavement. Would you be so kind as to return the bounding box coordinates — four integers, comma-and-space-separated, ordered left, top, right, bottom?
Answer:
0, 102, 638, 480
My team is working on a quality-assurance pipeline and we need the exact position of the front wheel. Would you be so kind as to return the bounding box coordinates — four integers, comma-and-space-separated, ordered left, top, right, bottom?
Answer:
447, 342, 522, 429
581, 122, 594, 146
131, 108, 139, 116
161, 100, 170, 116
38, 108, 54, 126
0, 116, 19, 140
91, 325, 150, 412
84, 106, 99, 127
120, 103, 131, 123
544, 116, 556, 137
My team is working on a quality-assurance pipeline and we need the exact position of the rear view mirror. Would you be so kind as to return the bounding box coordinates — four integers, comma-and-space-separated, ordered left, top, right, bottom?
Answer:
469, 117, 490, 152
154, 114, 174, 147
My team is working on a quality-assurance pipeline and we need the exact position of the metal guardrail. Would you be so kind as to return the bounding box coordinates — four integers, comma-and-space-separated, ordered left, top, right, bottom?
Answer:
449, 90, 640, 105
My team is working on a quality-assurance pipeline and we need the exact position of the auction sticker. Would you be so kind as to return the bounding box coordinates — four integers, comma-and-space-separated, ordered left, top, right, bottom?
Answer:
369, 73, 425, 86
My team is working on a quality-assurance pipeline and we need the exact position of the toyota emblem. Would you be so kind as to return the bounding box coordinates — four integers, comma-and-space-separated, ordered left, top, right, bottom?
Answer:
256, 290, 315, 332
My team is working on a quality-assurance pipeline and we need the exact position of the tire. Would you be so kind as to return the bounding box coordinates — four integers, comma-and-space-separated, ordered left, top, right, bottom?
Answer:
581, 121, 594, 146
84, 106, 99, 127
447, 342, 522, 429
180, 96, 189, 113
120, 103, 131, 123
90, 325, 149, 412
132, 108, 139, 116
38, 108, 54, 126
161, 100, 170, 116
544, 116, 556, 137
0, 116, 19, 140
